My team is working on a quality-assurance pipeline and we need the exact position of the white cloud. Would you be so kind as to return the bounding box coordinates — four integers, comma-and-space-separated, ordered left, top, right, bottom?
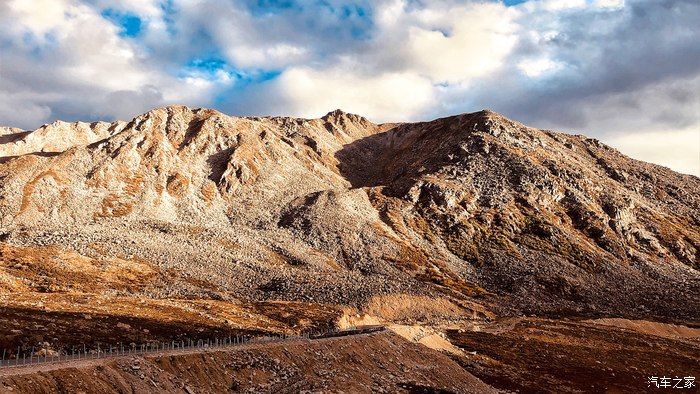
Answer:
370, 1, 518, 83
223, 44, 309, 69
247, 66, 436, 122
593, 0, 625, 9
518, 58, 563, 77
605, 126, 700, 176
5, 0, 69, 37
173, 0, 314, 70
94, 0, 163, 19
0, 0, 226, 127
530, 0, 587, 11
205, 0, 519, 121
2, 1, 149, 93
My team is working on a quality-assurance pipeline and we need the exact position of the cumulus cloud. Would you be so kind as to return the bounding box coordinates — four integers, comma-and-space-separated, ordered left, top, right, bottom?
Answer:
221, 0, 517, 120
0, 0, 156, 127
226, 65, 436, 121
0, 0, 698, 174
366, 0, 518, 83
0, 0, 230, 128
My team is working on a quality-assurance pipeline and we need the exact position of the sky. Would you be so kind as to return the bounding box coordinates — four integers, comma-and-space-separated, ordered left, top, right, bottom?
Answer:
0, 0, 698, 175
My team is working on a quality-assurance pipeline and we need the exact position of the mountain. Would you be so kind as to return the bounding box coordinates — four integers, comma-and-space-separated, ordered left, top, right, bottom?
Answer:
1, 105, 698, 392
1, 105, 697, 322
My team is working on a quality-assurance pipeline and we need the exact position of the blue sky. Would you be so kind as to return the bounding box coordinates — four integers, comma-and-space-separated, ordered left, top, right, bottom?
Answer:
100, 8, 142, 37
0, 0, 698, 174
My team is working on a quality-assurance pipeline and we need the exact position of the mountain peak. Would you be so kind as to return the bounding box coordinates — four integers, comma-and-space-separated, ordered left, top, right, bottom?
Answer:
134, 105, 228, 121
323, 109, 352, 118
474, 108, 503, 118
321, 109, 373, 125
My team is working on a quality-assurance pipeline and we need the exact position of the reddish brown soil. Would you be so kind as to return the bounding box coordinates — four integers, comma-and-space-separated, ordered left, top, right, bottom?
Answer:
447, 318, 700, 393
0, 243, 342, 356
0, 298, 341, 356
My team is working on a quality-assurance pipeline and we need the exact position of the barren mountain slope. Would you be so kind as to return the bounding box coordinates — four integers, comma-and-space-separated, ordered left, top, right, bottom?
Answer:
0, 106, 698, 325
336, 110, 700, 319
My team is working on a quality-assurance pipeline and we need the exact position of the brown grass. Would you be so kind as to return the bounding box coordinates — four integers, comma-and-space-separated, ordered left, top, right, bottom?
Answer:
0, 243, 158, 294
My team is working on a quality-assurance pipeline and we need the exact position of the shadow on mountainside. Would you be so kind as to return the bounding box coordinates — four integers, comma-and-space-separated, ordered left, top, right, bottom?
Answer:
334, 111, 492, 191
334, 122, 451, 193
334, 127, 394, 188
0, 305, 256, 355
0, 131, 31, 145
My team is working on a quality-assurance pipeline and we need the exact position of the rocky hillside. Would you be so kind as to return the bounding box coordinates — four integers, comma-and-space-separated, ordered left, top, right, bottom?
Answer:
0, 105, 698, 322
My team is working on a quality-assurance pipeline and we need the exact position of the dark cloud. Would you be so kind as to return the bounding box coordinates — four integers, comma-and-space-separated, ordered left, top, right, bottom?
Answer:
459, 0, 700, 135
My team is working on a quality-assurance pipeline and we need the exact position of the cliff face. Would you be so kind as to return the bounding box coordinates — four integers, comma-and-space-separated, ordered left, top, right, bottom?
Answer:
0, 106, 697, 321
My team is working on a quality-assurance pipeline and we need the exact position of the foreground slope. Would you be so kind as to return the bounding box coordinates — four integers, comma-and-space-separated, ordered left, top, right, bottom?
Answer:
0, 331, 496, 393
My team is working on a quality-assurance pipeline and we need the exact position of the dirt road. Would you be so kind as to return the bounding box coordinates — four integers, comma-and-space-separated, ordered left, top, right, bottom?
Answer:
0, 326, 384, 377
